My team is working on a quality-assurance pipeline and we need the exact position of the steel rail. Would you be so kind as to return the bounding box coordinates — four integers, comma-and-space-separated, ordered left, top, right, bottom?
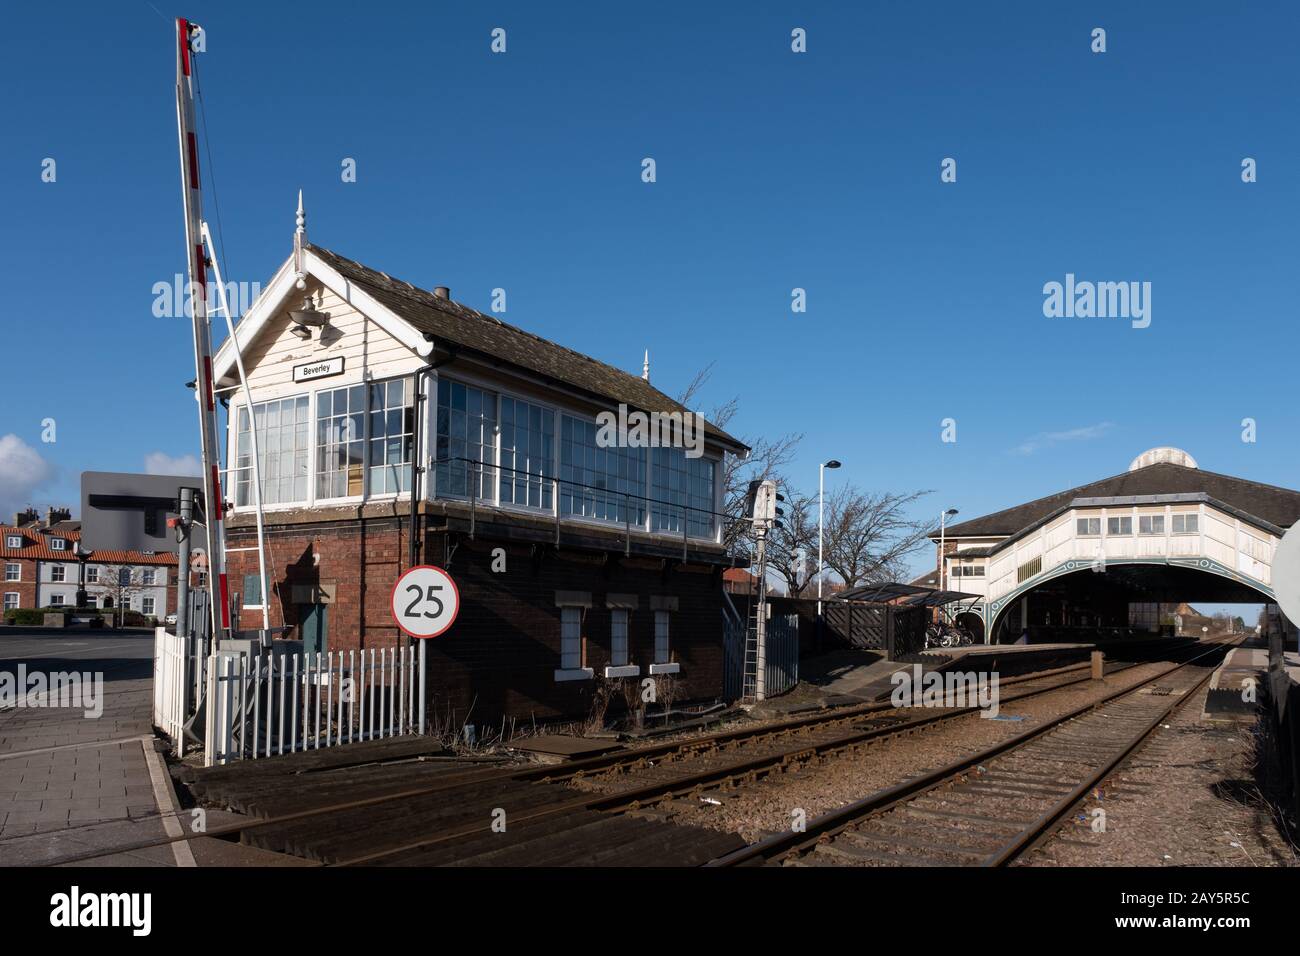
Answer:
982, 655, 1227, 866
517, 656, 1127, 782
26, 654, 1131, 867
329, 659, 1157, 863
705, 637, 1239, 867
26, 640, 1212, 867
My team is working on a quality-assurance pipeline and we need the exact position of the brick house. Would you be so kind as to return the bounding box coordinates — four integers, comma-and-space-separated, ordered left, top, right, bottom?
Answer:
210, 207, 749, 725
2, 507, 179, 620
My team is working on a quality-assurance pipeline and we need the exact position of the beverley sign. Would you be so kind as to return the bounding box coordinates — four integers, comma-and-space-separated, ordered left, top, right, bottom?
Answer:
293, 356, 345, 383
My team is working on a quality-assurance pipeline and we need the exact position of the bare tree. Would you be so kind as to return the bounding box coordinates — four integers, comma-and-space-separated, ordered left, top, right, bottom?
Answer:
823, 485, 933, 590
676, 363, 803, 553
764, 488, 817, 597
88, 565, 147, 627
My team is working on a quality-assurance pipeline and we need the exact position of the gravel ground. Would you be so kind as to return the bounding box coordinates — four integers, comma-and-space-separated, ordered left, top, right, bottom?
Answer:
591, 661, 1180, 842
1022, 684, 1297, 867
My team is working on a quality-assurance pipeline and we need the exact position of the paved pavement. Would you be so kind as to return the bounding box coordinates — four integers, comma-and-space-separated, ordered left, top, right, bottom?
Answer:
0, 628, 184, 865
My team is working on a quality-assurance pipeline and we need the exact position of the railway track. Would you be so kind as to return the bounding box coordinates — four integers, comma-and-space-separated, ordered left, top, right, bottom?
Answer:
707, 637, 1238, 868
26, 641, 1219, 867
555, 660, 1142, 798
173, 654, 1129, 819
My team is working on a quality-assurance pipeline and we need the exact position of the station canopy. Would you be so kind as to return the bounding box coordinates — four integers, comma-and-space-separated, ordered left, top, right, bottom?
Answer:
834, 582, 978, 606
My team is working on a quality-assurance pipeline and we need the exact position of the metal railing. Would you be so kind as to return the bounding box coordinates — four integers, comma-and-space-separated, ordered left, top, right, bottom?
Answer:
723, 607, 799, 700
432, 456, 730, 560
204, 646, 420, 766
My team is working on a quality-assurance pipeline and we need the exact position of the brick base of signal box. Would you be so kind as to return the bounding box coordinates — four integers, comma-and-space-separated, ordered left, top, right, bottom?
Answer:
224, 507, 729, 728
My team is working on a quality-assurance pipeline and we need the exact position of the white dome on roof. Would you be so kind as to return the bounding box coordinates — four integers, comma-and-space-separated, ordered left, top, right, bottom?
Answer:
1129, 447, 1198, 471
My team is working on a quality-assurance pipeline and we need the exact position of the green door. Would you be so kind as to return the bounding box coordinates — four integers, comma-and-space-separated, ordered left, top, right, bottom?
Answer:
300, 603, 328, 658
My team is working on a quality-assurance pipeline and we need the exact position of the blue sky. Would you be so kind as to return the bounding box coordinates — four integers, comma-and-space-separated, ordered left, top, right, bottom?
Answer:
1, 1, 1297, 586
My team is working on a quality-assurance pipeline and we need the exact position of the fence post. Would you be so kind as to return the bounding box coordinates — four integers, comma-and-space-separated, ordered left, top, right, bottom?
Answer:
203, 653, 216, 767
418, 638, 427, 735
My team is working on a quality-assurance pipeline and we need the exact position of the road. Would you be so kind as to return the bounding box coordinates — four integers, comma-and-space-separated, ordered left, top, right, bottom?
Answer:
0, 628, 188, 866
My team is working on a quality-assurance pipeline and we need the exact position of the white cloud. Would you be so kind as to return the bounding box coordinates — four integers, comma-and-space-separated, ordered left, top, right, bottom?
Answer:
1012, 422, 1115, 456
144, 451, 202, 476
0, 434, 56, 519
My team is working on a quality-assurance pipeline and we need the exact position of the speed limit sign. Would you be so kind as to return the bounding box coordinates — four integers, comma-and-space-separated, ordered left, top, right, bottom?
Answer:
391, 565, 460, 638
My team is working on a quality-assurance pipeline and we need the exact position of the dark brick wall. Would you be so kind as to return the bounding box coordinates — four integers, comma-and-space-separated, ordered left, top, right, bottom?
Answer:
226, 519, 726, 726
425, 534, 724, 726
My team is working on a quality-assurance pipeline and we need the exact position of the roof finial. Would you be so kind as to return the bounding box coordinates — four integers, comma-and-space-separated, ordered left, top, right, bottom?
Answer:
294, 189, 307, 290
642, 349, 650, 381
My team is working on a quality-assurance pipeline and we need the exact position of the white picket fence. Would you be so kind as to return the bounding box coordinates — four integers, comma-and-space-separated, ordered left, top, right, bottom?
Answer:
204, 647, 424, 766
152, 627, 189, 746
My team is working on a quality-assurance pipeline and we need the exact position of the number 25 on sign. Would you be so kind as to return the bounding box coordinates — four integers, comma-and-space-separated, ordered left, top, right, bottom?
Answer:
391, 565, 460, 638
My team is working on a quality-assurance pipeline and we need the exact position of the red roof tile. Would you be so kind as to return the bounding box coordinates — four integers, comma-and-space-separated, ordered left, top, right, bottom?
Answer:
0, 526, 176, 565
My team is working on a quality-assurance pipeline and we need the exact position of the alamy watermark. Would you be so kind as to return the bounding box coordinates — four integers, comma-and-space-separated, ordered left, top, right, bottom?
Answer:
1043, 273, 1151, 328
890, 664, 1000, 718
50, 886, 150, 936
152, 273, 263, 319
0, 665, 104, 719
595, 404, 705, 459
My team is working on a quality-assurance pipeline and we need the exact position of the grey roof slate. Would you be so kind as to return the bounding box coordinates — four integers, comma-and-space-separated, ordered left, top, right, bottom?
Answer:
310, 244, 747, 453
936, 462, 1300, 539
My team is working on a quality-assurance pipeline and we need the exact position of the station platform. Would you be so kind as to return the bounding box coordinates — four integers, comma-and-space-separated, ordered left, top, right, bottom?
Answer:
921, 642, 1092, 664
1203, 642, 1268, 722
797, 642, 1096, 705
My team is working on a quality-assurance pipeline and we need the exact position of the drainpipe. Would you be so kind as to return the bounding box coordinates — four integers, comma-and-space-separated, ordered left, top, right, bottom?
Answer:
408, 347, 457, 570
409, 345, 454, 738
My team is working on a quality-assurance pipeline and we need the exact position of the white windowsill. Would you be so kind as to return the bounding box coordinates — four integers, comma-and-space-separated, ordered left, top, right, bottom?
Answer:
603, 665, 640, 678
554, 667, 594, 682
648, 662, 680, 675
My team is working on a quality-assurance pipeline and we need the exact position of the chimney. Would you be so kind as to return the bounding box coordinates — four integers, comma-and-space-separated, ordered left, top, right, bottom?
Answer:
433, 286, 450, 300
46, 506, 71, 527
12, 507, 38, 527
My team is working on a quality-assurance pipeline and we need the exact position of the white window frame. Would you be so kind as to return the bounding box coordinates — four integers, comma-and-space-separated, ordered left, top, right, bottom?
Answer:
555, 605, 593, 681
5, 535, 21, 549
50, 564, 66, 583
142, 568, 157, 586
50, 538, 67, 552
49, 594, 66, 607
560, 410, 648, 530
141, 596, 155, 617
433, 375, 499, 505
314, 382, 369, 503
648, 610, 679, 674
4, 563, 18, 582
1107, 516, 1133, 535
241, 573, 265, 609
3, 592, 18, 611
366, 376, 418, 498
498, 394, 557, 512
85, 566, 98, 584
430, 371, 722, 544
1171, 513, 1198, 535
1138, 514, 1165, 535
235, 393, 311, 508
602, 608, 641, 679
650, 447, 716, 539
1076, 517, 1100, 536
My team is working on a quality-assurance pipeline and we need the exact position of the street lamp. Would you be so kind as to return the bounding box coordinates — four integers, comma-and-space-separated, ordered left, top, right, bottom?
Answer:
817, 459, 842, 616
939, 508, 959, 592
73, 540, 90, 609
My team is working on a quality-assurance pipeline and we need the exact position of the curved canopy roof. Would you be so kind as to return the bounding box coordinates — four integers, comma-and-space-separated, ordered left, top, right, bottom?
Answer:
934, 460, 1300, 540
